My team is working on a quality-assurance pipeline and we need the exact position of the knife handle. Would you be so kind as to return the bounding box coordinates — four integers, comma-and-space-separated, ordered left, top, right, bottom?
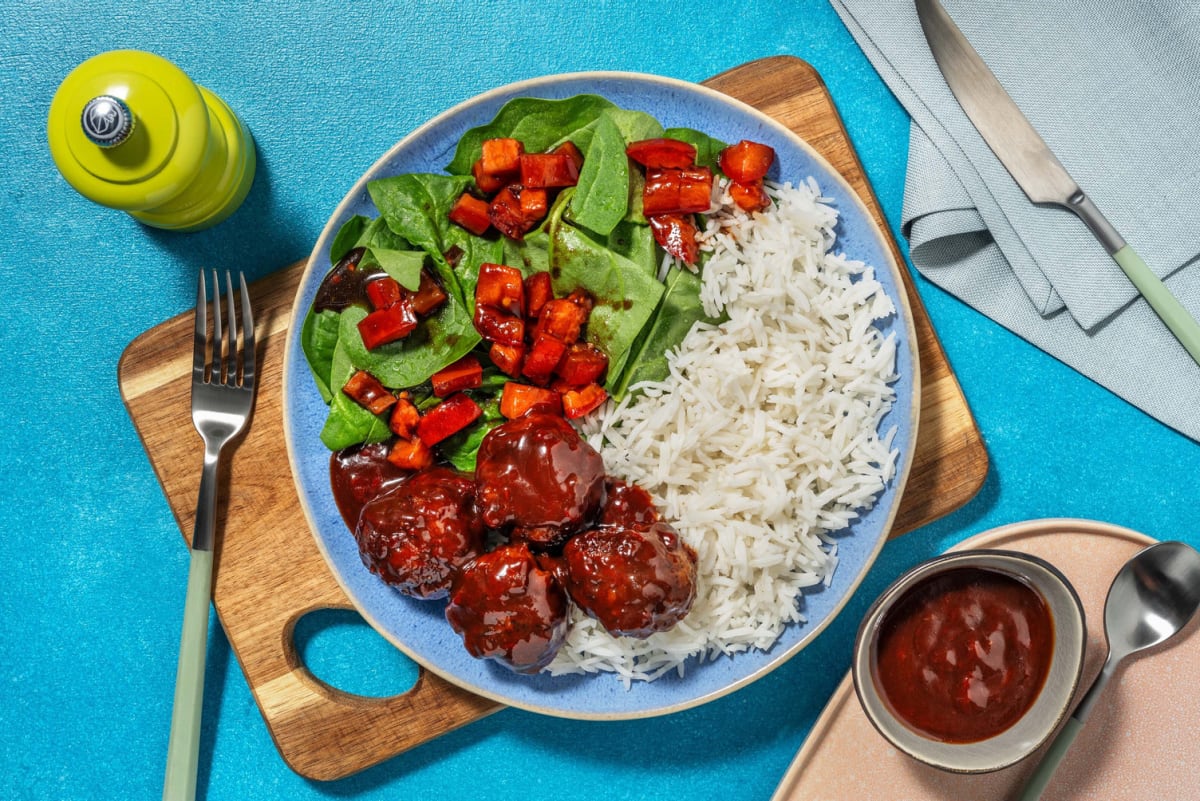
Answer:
1111, 244, 1200, 365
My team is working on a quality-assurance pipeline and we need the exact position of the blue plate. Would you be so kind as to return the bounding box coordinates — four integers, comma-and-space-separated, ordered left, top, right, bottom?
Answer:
283, 72, 920, 719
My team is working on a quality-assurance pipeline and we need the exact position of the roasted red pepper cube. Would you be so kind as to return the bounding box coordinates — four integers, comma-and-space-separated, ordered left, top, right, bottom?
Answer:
489, 341, 526, 377
648, 213, 701, 265
555, 342, 609, 387
365, 275, 403, 310
476, 262, 524, 316
357, 296, 418, 349
524, 271, 553, 323
472, 157, 508, 194
565, 288, 595, 314
342, 369, 397, 415
560, 383, 608, 419
411, 269, 448, 316
488, 185, 543, 240
448, 192, 491, 236
480, 138, 524, 177
642, 167, 714, 216
500, 382, 563, 419
535, 298, 588, 344
474, 303, 525, 346
519, 187, 548, 222
431, 354, 484, 397
728, 179, 772, 213
522, 334, 568, 385
519, 152, 580, 188
626, 137, 698, 169
386, 437, 434, 471
416, 392, 483, 445
389, 391, 421, 439
718, 140, 776, 183
553, 140, 585, 173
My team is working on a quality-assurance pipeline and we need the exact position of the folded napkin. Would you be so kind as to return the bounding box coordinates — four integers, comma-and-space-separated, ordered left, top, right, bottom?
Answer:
831, 0, 1200, 441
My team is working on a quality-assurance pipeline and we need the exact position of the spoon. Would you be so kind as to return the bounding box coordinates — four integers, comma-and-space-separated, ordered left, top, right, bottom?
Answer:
1016, 540, 1200, 800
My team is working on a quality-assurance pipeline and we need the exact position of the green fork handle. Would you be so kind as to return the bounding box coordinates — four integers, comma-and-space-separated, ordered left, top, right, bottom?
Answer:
162, 548, 214, 801
1113, 245, 1200, 364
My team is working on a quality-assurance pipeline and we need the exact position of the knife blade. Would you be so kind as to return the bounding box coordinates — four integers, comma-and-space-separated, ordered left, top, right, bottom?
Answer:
915, 0, 1200, 365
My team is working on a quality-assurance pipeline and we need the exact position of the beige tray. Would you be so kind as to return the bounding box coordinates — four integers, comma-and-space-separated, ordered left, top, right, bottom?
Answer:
771, 518, 1200, 801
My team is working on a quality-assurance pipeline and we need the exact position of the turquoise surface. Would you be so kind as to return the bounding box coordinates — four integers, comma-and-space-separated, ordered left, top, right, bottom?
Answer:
2, 2, 1197, 800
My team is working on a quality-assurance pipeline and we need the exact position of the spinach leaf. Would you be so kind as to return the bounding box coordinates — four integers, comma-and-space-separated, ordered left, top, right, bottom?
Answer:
319, 337, 392, 450
604, 220, 658, 278
446, 95, 618, 175
368, 173, 474, 262
330, 215, 369, 262
605, 108, 663, 145
568, 111, 629, 236
439, 397, 503, 472
300, 307, 341, 403
372, 248, 425, 291
663, 126, 727, 171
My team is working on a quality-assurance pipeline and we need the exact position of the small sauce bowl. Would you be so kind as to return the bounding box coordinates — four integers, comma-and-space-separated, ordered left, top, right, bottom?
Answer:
852, 550, 1086, 773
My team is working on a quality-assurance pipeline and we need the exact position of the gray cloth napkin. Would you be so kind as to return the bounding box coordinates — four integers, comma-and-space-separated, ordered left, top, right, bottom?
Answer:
831, 0, 1200, 441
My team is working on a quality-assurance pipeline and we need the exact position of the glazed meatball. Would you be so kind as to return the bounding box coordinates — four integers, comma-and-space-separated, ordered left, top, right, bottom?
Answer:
354, 466, 484, 599
563, 521, 697, 638
445, 542, 569, 673
598, 477, 660, 530
474, 413, 606, 548
329, 441, 411, 528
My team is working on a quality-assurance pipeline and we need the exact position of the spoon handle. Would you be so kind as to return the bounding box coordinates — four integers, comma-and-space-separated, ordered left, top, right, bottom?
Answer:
1013, 716, 1083, 801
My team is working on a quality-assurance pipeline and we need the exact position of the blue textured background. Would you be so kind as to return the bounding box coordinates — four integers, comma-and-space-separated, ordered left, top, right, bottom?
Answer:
2, 2, 1196, 800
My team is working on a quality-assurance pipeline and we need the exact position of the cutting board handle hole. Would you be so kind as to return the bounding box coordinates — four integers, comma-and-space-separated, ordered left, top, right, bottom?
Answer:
293, 608, 419, 698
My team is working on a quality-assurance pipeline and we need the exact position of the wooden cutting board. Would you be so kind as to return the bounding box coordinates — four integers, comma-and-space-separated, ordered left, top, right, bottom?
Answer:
118, 56, 988, 781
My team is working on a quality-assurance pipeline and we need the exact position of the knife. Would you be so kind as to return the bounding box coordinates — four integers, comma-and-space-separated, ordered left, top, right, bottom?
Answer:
915, 0, 1200, 366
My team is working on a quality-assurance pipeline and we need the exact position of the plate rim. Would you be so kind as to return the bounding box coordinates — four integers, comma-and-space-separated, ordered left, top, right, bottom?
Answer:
281, 69, 922, 719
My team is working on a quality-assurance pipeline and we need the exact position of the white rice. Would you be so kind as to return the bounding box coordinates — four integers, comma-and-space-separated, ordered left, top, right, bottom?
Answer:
549, 178, 900, 685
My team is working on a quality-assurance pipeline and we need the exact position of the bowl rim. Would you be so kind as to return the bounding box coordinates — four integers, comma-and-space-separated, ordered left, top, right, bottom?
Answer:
281, 69, 923, 719
851, 549, 1087, 773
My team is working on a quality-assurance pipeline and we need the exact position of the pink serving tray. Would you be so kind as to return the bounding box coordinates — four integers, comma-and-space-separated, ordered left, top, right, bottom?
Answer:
772, 519, 1200, 801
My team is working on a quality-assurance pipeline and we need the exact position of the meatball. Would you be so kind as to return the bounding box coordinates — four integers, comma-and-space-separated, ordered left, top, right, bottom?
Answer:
474, 413, 606, 548
563, 521, 698, 638
354, 466, 484, 599
329, 441, 410, 529
599, 477, 660, 530
445, 542, 569, 673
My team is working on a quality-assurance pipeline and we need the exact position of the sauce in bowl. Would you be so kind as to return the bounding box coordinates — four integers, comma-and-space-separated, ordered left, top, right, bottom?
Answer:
873, 567, 1054, 743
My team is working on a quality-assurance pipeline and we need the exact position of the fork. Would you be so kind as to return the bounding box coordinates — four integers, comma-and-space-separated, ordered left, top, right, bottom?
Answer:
163, 270, 256, 801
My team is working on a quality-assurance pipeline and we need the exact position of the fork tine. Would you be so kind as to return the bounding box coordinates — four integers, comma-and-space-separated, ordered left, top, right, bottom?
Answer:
211, 268, 223, 383
224, 270, 238, 386
239, 272, 256, 390
193, 271, 207, 381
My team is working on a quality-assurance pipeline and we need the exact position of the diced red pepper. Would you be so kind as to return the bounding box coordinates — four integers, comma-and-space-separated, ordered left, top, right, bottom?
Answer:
626, 138, 697, 169
565, 288, 595, 314
472, 158, 508, 194
524, 271, 553, 323
489, 341, 526, 377
519, 152, 580, 188
448, 192, 491, 236
474, 303, 525, 346
488, 185, 543, 240
522, 334, 568, 385
560, 383, 608, 419
342, 369, 396, 415
386, 437, 434, 471
648, 213, 700, 265
519, 187, 548, 223
500, 382, 563, 419
416, 392, 482, 445
476, 262, 524, 316
357, 296, 418, 349
411, 269, 448, 316
642, 167, 714, 216
728, 179, 772, 213
480, 138, 524, 178
535, 298, 588, 344
718, 140, 776, 183
553, 141, 585, 173
365, 275, 403, 310
555, 342, 609, 387
431, 354, 483, 397
388, 391, 421, 439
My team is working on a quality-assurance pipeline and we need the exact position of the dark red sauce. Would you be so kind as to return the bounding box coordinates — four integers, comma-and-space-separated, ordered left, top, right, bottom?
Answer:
873, 567, 1054, 743
329, 441, 411, 528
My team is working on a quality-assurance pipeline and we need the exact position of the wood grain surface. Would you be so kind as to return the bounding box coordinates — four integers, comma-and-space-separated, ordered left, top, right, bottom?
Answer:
118, 56, 987, 781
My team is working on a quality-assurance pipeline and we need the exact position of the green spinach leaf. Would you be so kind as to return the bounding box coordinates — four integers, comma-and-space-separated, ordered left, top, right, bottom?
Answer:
663, 126, 727, 171
372, 248, 425, 291
330, 215, 369, 262
300, 307, 341, 404
368, 173, 473, 262
568, 111, 629, 236
319, 337, 392, 450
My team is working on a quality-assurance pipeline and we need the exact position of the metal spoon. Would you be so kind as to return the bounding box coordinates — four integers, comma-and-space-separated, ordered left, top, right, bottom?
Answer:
1016, 540, 1200, 800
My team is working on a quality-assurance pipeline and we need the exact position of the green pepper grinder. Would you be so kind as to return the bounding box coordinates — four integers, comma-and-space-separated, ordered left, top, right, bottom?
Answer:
47, 50, 256, 231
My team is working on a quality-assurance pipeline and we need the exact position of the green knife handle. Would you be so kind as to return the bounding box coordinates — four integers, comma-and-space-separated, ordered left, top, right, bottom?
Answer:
1111, 245, 1200, 364
162, 548, 213, 801
1014, 715, 1084, 801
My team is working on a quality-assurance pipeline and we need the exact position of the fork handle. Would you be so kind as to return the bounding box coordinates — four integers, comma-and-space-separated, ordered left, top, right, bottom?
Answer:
163, 449, 219, 801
